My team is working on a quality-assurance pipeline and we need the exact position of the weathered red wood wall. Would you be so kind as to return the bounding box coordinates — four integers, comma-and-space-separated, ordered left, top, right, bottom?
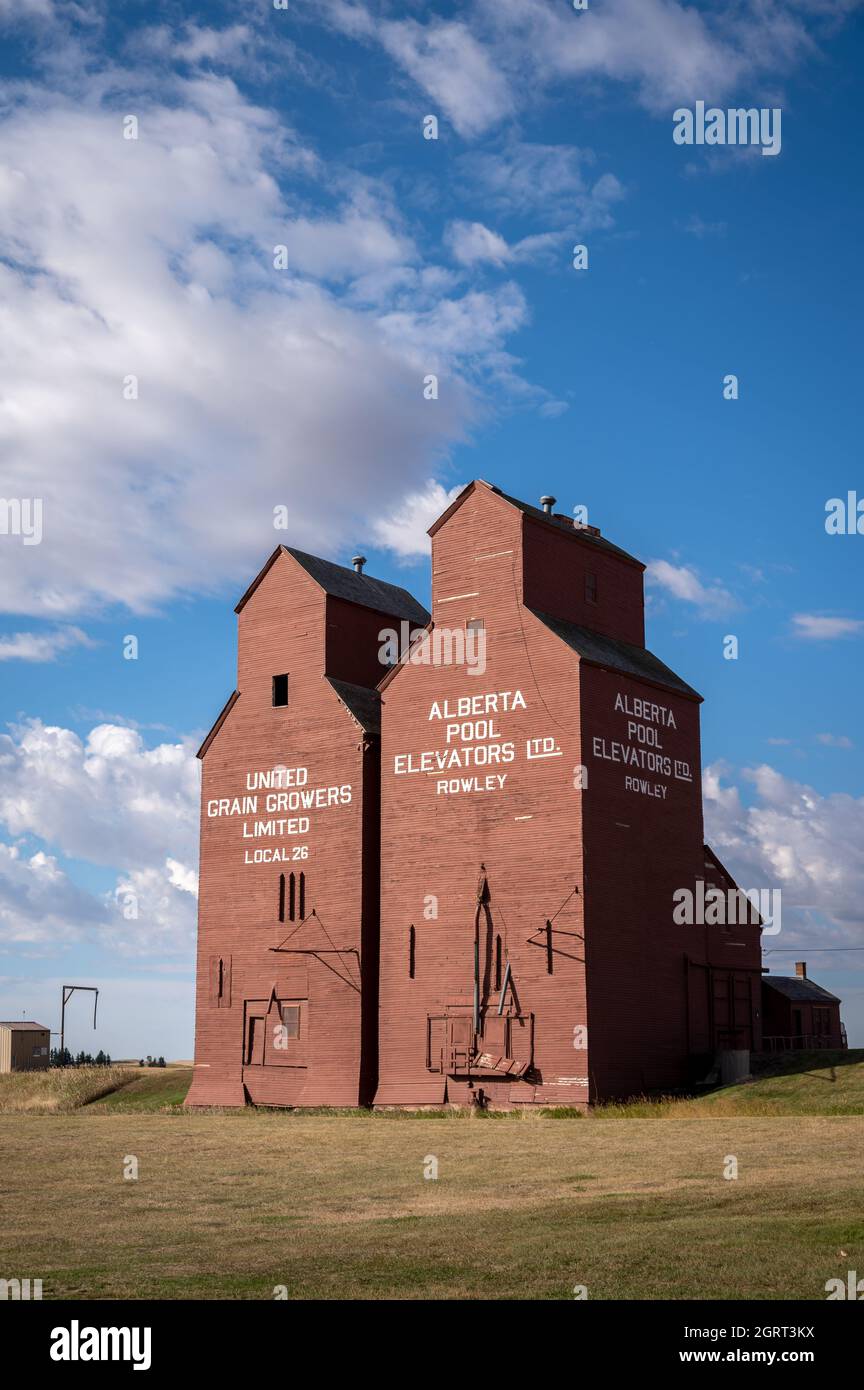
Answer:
189, 483, 775, 1110
375, 482, 762, 1106
186, 548, 417, 1108
377, 487, 589, 1105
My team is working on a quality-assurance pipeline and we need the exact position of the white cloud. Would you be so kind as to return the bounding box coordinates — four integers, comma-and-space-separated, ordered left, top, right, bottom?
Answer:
166, 857, 198, 895
131, 24, 254, 64
791, 614, 864, 640
171, 25, 254, 66
0, 627, 94, 662
0, 721, 199, 871
0, 720, 200, 955
816, 733, 854, 749
457, 144, 622, 225
444, 219, 597, 271
445, 220, 511, 267
111, 862, 198, 957
319, 0, 848, 135
0, 842, 105, 947
0, 68, 538, 613
645, 559, 736, 617
378, 280, 528, 366
378, 17, 513, 137
0, 0, 53, 17
704, 761, 864, 949
370, 479, 465, 559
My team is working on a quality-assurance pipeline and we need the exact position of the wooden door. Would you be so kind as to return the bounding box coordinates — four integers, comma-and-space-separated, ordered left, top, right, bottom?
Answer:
245, 1013, 265, 1065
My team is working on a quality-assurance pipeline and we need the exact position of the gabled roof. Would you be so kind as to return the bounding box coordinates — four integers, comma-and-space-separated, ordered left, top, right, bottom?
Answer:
235, 545, 429, 626
704, 844, 742, 890
528, 608, 702, 701
762, 977, 841, 1004
428, 480, 643, 567
197, 689, 240, 759
197, 679, 383, 759
326, 678, 381, 736
0, 1021, 50, 1031
376, 619, 434, 694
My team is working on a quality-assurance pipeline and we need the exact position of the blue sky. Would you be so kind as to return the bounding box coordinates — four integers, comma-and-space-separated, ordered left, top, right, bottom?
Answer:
0, 0, 862, 1057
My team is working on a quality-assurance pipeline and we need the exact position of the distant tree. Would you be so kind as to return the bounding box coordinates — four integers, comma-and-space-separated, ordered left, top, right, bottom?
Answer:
139, 1058, 145, 1067
157, 1056, 166, 1068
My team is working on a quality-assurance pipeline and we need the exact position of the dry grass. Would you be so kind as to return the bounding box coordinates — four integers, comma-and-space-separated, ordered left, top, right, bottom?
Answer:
0, 1066, 135, 1114
1, 1110, 862, 1298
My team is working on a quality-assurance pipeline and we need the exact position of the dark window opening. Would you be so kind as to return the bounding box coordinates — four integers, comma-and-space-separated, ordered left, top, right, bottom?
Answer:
210, 954, 231, 1008
281, 1005, 300, 1039
246, 1016, 261, 1064
272, 673, 289, 707
288, 872, 296, 921
278, 873, 286, 923
409, 924, 416, 979
495, 935, 502, 991
545, 920, 554, 975
466, 617, 484, 634
585, 573, 598, 604
298, 871, 306, 920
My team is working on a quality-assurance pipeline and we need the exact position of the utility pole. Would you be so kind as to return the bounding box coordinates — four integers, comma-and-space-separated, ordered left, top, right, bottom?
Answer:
60, 985, 99, 1064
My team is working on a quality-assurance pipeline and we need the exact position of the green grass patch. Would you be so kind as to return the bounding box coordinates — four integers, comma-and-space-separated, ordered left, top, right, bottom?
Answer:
86, 1067, 194, 1112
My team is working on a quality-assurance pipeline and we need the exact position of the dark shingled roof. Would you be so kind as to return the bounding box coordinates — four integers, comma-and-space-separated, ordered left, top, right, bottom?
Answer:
528, 609, 702, 700
0, 1021, 50, 1031
492, 486, 643, 566
762, 977, 841, 1004
285, 548, 429, 625
326, 678, 381, 735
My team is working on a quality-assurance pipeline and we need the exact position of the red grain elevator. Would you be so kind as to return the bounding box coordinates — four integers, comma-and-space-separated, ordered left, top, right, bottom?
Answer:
375, 481, 763, 1107
186, 545, 428, 1108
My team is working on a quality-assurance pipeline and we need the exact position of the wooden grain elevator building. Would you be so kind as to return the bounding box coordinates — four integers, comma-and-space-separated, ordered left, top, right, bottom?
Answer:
190, 482, 839, 1108
374, 481, 764, 1107
186, 545, 428, 1108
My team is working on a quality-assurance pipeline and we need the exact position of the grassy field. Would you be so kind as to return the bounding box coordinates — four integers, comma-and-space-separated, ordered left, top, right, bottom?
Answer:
0, 1065, 135, 1114
0, 1055, 862, 1299
86, 1066, 194, 1113
65, 1049, 864, 1119
591, 1050, 864, 1118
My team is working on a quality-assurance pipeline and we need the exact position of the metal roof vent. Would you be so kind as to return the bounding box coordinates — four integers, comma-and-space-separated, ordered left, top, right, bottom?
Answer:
352, 554, 367, 574
539, 495, 556, 514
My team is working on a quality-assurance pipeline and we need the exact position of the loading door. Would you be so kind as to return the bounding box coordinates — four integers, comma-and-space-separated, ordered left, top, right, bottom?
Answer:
243, 997, 308, 1069
711, 971, 754, 1050
426, 1011, 533, 1076
245, 1011, 265, 1066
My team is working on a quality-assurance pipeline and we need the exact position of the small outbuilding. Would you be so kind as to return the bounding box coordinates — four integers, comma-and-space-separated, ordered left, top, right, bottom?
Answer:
0, 1021, 51, 1072
761, 964, 845, 1051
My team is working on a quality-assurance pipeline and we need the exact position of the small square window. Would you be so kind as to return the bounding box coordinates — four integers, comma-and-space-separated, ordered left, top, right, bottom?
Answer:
585, 573, 598, 604
272, 674, 289, 707
466, 617, 484, 633
281, 1005, 300, 1038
